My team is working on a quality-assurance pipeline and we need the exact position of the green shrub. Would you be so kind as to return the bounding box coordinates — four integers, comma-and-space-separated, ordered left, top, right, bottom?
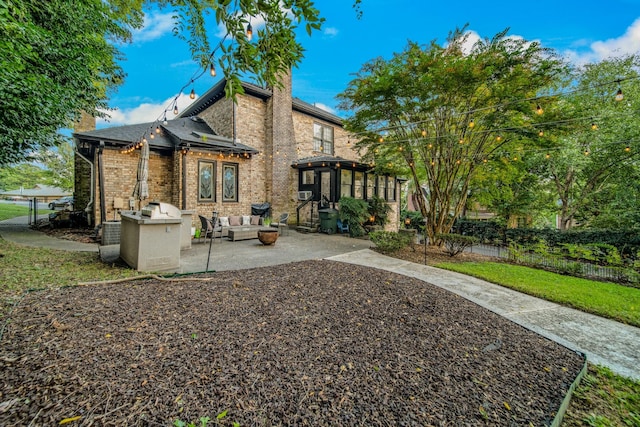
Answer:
369, 231, 412, 253
367, 195, 391, 226
401, 210, 424, 231
338, 197, 369, 237
436, 233, 479, 257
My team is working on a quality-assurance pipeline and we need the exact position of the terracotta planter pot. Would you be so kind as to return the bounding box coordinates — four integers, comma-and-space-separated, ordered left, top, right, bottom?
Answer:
257, 229, 279, 245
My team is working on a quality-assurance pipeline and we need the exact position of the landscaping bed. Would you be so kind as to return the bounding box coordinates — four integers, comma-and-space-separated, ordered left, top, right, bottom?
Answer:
0, 260, 584, 426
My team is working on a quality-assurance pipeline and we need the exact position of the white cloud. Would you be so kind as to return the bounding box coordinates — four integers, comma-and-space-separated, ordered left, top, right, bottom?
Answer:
459, 30, 481, 55
324, 27, 339, 37
564, 17, 640, 64
132, 12, 175, 43
98, 93, 197, 127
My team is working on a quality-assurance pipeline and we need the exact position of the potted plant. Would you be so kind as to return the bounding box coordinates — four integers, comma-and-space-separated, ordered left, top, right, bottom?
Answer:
258, 217, 278, 245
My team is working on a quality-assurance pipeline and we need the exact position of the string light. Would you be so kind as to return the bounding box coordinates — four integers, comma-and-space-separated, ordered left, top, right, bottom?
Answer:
615, 87, 624, 102
536, 104, 544, 115
246, 22, 253, 40
173, 104, 179, 115
155, 125, 160, 134
468, 119, 475, 128
624, 145, 631, 152
538, 129, 544, 137
591, 122, 598, 130
496, 135, 502, 142
190, 88, 196, 99
210, 63, 216, 77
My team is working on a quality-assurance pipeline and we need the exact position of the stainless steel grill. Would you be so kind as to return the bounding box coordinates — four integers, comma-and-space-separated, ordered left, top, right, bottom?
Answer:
140, 202, 182, 219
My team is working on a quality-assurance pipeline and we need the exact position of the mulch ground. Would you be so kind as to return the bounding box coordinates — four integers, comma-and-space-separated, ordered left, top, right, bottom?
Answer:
1, 259, 584, 426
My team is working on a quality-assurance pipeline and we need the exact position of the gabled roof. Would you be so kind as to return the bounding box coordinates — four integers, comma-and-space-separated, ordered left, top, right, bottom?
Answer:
180, 79, 344, 126
74, 116, 258, 155
1, 185, 70, 197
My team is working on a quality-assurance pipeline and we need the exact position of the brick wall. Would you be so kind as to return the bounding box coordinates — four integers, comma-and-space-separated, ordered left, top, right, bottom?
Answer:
94, 148, 173, 224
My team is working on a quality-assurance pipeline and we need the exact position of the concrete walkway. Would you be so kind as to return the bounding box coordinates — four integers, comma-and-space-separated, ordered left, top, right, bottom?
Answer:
2, 216, 639, 380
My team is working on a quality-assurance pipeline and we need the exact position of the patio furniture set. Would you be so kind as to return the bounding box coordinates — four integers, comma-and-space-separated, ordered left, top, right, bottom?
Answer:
198, 213, 289, 244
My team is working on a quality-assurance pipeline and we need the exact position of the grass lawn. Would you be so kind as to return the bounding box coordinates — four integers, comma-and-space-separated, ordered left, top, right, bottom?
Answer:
0, 203, 37, 221
435, 261, 640, 328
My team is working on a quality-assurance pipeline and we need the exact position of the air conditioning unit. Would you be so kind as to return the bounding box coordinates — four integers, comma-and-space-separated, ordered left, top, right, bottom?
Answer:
297, 190, 313, 201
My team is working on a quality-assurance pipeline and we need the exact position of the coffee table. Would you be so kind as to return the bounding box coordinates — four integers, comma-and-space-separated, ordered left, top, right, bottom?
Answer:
228, 227, 259, 241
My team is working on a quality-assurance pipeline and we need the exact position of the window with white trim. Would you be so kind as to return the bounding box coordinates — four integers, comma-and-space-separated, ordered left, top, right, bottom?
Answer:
313, 123, 334, 155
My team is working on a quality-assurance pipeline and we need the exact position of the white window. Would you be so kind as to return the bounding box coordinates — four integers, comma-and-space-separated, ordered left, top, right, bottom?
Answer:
313, 123, 334, 155
340, 169, 352, 198
354, 171, 364, 199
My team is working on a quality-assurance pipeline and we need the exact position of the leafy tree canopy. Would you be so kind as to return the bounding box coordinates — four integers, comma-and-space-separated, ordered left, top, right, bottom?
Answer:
338, 27, 567, 237
0, 0, 325, 165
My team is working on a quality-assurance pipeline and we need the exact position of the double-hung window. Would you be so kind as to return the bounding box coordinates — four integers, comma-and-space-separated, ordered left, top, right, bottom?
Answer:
313, 123, 334, 155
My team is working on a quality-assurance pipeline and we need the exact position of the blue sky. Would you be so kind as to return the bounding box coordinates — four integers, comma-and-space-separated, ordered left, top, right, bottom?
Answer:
99, 0, 640, 129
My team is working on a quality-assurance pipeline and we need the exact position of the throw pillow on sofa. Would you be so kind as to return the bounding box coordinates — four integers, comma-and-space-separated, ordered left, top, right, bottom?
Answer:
242, 215, 251, 225
219, 216, 230, 227
250, 215, 261, 225
229, 216, 242, 226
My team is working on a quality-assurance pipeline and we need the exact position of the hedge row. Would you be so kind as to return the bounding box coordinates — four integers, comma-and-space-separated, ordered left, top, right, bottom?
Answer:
453, 219, 640, 260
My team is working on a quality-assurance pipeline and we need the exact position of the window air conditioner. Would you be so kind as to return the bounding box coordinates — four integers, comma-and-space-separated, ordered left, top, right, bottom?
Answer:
297, 190, 312, 201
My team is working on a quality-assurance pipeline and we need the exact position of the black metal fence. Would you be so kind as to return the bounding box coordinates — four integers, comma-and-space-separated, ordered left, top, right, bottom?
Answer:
466, 244, 640, 286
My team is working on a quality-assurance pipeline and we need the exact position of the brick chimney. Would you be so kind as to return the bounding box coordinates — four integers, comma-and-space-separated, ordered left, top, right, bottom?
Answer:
75, 111, 96, 133
265, 70, 296, 216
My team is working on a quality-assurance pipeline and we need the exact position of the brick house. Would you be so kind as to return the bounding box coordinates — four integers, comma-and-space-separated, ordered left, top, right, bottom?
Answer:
73, 72, 401, 231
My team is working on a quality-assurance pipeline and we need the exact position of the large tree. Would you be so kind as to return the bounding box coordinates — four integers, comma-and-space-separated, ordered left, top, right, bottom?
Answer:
338, 28, 567, 239
541, 55, 640, 230
0, 0, 324, 165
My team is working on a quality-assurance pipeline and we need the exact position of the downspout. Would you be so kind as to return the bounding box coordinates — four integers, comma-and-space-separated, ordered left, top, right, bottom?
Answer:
182, 151, 188, 210
97, 141, 106, 225
74, 144, 94, 226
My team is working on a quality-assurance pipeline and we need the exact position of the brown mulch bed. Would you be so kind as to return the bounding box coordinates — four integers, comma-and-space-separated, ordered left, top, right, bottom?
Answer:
41, 226, 98, 244
1, 259, 584, 426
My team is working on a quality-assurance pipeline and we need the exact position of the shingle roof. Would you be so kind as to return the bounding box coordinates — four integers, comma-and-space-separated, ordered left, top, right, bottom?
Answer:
74, 117, 258, 155
1, 185, 70, 197
180, 79, 343, 126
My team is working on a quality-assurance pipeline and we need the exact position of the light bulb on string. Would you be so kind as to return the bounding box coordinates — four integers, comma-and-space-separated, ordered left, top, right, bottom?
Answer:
496, 135, 502, 142
545, 153, 551, 159
538, 129, 544, 137
615, 87, 624, 102
421, 129, 427, 137
173, 104, 179, 115
468, 119, 475, 128
591, 122, 598, 131
189, 88, 196, 99
246, 22, 253, 40
155, 125, 160, 134
625, 146, 631, 152
210, 63, 216, 77
163, 114, 168, 125
536, 104, 544, 115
